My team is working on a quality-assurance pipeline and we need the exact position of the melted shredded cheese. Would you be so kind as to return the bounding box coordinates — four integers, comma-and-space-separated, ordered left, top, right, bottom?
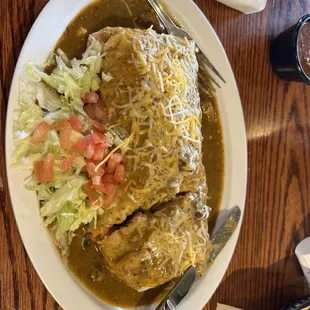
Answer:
98, 28, 208, 272
140, 194, 210, 277
121, 31, 201, 193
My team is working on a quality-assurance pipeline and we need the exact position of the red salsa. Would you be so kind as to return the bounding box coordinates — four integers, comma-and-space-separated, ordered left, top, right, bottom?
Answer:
298, 21, 310, 77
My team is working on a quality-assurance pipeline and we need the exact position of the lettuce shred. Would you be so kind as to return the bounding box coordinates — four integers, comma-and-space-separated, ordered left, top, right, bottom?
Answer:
13, 37, 104, 256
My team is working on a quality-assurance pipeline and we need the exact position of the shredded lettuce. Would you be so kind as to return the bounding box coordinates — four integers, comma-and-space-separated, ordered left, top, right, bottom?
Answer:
43, 130, 60, 153
14, 81, 43, 140
36, 82, 63, 111
26, 36, 103, 114
13, 37, 105, 256
12, 137, 42, 162
38, 176, 101, 256
40, 176, 86, 217
43, 109, 71, 125
12, 153, 44, 171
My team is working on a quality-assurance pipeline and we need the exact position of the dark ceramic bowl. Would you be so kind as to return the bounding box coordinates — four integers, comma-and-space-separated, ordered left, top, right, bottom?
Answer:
270, 14, 310, 85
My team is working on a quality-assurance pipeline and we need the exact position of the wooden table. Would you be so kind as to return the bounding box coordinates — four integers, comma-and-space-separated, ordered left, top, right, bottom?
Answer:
1, 0, 310, 309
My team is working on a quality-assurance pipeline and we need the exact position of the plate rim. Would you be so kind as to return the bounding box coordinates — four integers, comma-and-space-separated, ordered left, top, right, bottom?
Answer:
5, 0, 248, 309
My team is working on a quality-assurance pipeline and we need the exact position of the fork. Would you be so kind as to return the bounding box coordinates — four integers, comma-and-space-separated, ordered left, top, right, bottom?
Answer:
147, 0, 226, 90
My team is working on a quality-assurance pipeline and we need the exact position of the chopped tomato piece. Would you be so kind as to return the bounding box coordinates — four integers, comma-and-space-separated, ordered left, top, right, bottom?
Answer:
114, 164, 125, 183
104, 183, 117, 196
96, 167, 105, 177
88, 119, 106, 132
71, 135, 92, 154
93, 183, 107, 193
82, 92, 99, 104
69, 114, 83, 133
60, 128, 72, 150
40, 153, 55, 184
84, 104, 97, 119
106, 153, 124, 174
86, 161, 105, 177
86, 158, 101, 166
95, 101, 106, 121
93, 145, 107, 161
84, 181, 99, 202
31, 121, 50, 144
34, 161, 44, 182
103, 184, 118, 208
84, 142, 96, 159
61, 156, 77, 172
92, 131, 109, 145
102, 174, 117, 184
53, 119, 70, 130
86, 162, 96, 176
92, 175, 102, 186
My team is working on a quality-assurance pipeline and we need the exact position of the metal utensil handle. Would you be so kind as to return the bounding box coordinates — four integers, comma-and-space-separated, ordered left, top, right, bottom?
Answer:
207, 206, 241, 265
148, 0, 177, 33
156, 266, 197, 310
197, 50, 226, 84
148, 0, 226, 85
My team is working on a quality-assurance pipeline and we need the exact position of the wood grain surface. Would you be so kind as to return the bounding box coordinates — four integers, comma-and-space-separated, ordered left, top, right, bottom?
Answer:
1, 0, 310, 309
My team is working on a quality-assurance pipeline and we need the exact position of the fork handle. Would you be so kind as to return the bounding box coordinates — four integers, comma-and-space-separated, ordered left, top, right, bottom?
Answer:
148, 0, 226, 85
148, 0, 178, 33
197, 50, 226, 84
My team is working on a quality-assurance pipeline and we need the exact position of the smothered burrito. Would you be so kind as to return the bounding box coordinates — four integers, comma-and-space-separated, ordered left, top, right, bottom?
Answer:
90, 27, 210, 291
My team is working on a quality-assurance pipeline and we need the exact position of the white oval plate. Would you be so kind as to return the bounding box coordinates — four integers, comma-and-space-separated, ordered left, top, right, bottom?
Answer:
5, 0, 247, 309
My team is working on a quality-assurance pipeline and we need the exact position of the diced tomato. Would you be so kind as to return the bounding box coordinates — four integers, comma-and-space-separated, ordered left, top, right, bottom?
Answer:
96, 167, 105, 177
84, 181, 99, 202
86, 161, 96, 176
40, 153, 55, 184
31, 121, 50, 144
84, 104, 97, 119
103, 184, 118, 208
102, 174, 117, 184
84, 142, 96, 159
92, 175, 102, 186
69, 114, 83, 133
86, 161, 105, 177
104, 183, 117, 196
34, 161, 44, 182
88, 119, 106, 132
93, 145, 107, 161
61, 156, 77, 172
114, 164, 125, 183
93, 184, 106, 194
60, 128, 72, 150
53, 119, 70, 130
82, 92, 99, 104
71, 135, 92, 154
106, 153, 124, 174
92, 131, 109, 145
95, 101, 106, 121
93, 182, 117, 196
